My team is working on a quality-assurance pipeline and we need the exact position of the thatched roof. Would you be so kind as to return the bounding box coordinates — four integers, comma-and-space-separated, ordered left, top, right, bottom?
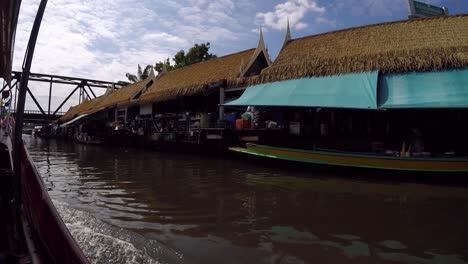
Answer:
92, 78, 154, 110
137, 48, 256, 104
239, 29, 272, 77
59, 78, 153, 122
59, 106, 77, 122
59, 95, 104, 122
246, 15, 468, 85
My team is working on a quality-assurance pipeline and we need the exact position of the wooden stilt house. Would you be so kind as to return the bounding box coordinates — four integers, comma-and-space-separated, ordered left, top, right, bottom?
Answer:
227, 15, 468, 172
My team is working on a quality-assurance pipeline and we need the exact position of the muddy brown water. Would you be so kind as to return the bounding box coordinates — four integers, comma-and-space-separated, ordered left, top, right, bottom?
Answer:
24, 135, 468, 264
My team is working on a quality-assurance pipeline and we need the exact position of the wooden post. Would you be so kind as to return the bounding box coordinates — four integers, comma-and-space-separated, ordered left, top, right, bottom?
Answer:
386, 119, 390, 137
367, 112, 371, 136
13, 78, 18, 112
219, 87, 225, 121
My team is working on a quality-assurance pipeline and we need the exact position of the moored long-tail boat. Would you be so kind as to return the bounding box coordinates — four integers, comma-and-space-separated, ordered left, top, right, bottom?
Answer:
230, 143, 468, 173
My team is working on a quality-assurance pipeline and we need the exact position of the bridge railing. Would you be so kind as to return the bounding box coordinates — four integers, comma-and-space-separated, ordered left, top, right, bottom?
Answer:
10, 110, 65, 116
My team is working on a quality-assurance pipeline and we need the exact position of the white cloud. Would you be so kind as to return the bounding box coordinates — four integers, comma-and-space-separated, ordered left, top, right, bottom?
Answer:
13, 0, 177, 110
11, 0, 259, 111
255, 0, 326, 31
315, 17, 336, 27
141, 33, 188, 47
295, 22, 308, 30
251, 27, 269, 34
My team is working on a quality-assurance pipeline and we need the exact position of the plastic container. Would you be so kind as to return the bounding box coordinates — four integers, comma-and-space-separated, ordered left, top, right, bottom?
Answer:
200, 113, 209, 128
236, 119, 243, 130
289, 122, 300, 135
243, 119, 251, 129
242, 112, 252, 120
224, 112, 237, 127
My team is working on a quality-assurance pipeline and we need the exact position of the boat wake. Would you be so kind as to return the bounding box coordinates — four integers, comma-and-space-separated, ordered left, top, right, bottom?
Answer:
52, 200, 184, 264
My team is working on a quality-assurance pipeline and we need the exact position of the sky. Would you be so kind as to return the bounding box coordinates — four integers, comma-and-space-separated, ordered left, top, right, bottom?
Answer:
11, 0, 468, 112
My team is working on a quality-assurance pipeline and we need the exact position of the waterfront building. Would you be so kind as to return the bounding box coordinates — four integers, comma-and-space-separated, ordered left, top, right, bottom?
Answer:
59, 30, 271, 147
227, 15, 468, 172
58, 15, 468, 171
58, 77, 156, 143
133, 34, 270, 147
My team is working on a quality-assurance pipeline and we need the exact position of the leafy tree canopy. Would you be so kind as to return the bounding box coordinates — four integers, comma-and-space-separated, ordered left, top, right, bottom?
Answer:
126, 42, 217, 81
155, 42, 216, 74
125, 64, 153, 83
154, 58, 173, 74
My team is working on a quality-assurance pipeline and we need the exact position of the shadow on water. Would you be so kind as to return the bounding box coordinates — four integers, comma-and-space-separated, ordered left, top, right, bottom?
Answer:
24, 135, 468, 264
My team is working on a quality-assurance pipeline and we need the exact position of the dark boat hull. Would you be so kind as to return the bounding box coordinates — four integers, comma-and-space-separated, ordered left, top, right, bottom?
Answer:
0, 127, 89, 263
230, 143, 468, 173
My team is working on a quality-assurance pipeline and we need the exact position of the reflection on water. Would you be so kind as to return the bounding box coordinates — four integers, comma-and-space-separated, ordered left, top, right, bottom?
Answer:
24, 135, 468, 264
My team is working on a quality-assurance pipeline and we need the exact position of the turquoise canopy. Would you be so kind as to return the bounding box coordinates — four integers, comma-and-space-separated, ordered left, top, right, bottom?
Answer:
379, 69, 468, 108
225, 69, 468, 109
225, 71, 379, 109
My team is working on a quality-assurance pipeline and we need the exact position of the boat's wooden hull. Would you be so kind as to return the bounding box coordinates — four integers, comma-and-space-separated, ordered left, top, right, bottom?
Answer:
19, 143, 89, 263
0, 125, 89, 263
230, 144, 468, 172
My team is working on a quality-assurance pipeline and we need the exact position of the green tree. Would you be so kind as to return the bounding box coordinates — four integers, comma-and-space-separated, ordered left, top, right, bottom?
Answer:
154, 58, 173, 74
173, 50, 187, 69
155, 42, 217, 74
184, 42, 216, 66
126, 64, 153, 83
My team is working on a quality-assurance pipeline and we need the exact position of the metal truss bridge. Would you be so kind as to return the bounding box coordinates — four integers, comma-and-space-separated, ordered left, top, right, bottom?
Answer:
1, 71, 124, 123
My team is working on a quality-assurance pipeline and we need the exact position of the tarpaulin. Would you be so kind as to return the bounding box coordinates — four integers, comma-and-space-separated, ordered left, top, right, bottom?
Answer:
379, 69, 468, 108
225, 72, 379, 109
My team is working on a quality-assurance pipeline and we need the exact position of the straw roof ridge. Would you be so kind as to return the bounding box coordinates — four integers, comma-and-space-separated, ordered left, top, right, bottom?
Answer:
59, 105, 77, 122
160, 48, 256, 75
92, 78, 150, 111
288, 14, 468, 45
59, 95, 106, 122
254, 15, 468, 84
60, 78, 151, 122
138, 48, 257, 104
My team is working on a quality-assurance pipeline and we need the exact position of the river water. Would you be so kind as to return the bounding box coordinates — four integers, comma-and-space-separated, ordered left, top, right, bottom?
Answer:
24, 135, 468, 264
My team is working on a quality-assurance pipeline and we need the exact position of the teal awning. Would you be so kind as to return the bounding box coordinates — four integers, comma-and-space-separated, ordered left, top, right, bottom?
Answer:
225, 72, 379, 109
379, 69, 468, 108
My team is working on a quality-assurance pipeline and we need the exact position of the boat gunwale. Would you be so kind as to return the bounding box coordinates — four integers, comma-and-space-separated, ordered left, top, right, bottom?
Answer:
229, 144, 468, 172
244, 143, 468, 162
20, 140, 90, 263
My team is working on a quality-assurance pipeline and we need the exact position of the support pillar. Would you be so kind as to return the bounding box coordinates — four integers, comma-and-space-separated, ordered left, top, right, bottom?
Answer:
48, 77, 52, 114
13, 78, 18, 112
78, 86, 82, 104
219, 87, 225, 121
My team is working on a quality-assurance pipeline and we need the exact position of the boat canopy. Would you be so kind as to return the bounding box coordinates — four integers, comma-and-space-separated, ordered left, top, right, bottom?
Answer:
0, 0, 21, 83
225, 71, 379, 109
225, 69, 468, 109
60, 114, 89, 127
379, 69, 468, 108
